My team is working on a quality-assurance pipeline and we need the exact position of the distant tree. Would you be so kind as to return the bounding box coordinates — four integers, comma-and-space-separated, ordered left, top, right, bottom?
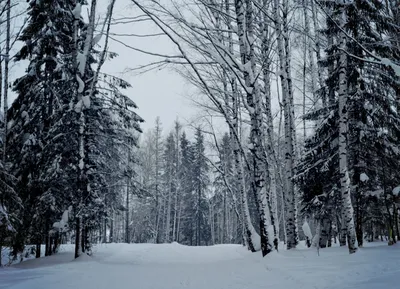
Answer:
192, 127, 210, 246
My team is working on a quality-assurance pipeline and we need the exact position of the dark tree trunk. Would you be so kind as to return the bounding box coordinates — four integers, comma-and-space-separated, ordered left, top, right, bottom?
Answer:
110, 215, 114, 243
81, 224, 89, 253
45, 235, 50, 256
35, 242, 41, 258
356, 221, 363, 247
394, 204, 400, 242
53, 233, 59, 254
48, 237, 53, 256
327, 221, 332, 247
305, 237, 311, 248
197, 187, 201, 246
126, 180, 130, 244
355, 191, 363, 247
369, 222, 373, 242
81, 225, 85, 253
339, 212, 347, 246
319, 219, 329, 248
103, 218, 107, 243
75, 218, 80, 259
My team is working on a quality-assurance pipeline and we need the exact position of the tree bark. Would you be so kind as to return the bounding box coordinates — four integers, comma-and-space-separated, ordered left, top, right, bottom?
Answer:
338, 2, 357, 253
355, 190, 363, 247
74, 217, 81, 258
35, 242, 41, 258
126, 177, 130, 244
235, 0, 273, 256
3, 0, 10, 163
274, 0, 298, 250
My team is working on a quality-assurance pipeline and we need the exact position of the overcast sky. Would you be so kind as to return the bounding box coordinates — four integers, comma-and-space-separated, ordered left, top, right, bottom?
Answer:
99, 0, 200, 134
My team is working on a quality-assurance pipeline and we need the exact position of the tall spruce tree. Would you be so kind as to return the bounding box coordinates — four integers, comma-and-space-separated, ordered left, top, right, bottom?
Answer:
193, 127, 210, 245
162, 132, 177, 242
7, 0, 78, 256
179, 131, 195, 245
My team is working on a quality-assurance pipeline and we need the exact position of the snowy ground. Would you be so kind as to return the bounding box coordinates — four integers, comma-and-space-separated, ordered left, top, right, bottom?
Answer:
0, 241, 399, 289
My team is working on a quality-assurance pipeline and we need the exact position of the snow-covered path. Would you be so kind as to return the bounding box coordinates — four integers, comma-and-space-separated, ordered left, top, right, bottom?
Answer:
1, 242, 399, 289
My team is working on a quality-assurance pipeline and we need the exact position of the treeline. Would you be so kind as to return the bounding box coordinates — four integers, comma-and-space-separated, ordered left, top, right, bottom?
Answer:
132, 119, 211, 245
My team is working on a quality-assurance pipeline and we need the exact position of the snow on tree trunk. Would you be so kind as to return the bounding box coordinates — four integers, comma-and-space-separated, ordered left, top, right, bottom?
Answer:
230, 76, 258, 251
338, 3, 357, 254
234, 0, 273, 256
234, 147, 259, 252
224, 0, 249, 247
73, 0, 97, 258
260, 0, 279, 250
274, 0, 298, 250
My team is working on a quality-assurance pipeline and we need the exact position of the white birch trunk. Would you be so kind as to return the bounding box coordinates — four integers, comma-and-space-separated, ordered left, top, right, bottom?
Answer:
260, 0, 279, 249
231, 74, 258, 251
221, 0, 258, 250
235, 0, 273, 256
3, 0, 10, 163
274, 0, 298, 249
235, 148, 259, 251
338, 1, 357, 254
303, 0, 317, 107
311, 0, 326, 106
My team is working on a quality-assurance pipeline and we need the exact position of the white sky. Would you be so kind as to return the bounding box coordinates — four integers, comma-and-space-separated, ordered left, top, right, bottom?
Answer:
100, 0, 197, 133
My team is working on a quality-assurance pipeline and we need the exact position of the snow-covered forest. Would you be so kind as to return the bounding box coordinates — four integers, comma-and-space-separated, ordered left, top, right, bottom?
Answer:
0, 0, 400, 287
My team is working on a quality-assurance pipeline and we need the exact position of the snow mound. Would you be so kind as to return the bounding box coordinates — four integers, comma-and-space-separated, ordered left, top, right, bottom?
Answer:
74, 253, 92, 262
